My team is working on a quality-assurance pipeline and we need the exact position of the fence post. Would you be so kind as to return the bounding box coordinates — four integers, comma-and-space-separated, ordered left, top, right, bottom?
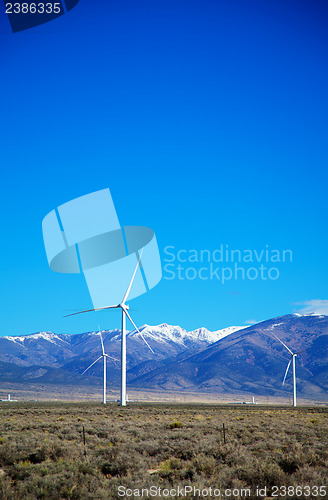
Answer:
82, 426, 86, 456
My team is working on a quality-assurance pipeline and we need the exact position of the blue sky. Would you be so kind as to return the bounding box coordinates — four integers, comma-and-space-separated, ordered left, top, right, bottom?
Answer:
0, 0, 328, 336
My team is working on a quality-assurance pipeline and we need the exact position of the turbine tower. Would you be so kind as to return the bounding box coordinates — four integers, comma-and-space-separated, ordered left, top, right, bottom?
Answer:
66, 250, 154, 406
82, 329, 117, 404
272, 333, 306, 407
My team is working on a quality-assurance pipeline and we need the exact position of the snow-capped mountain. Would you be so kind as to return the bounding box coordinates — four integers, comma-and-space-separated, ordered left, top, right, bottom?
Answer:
2, 314, 325, 398
125, 323, 246, 347
131, 314, 328, 396
0, 324, 245, 379
4, 332, 70, 346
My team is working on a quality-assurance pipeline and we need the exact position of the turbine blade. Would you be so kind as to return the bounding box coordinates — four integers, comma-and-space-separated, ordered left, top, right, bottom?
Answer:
104, 354, 119, 362
99, 327, 105, 356
295, 349, 308, 355
272, 333, 293, 355
125, 310, 154, 354
81, 356, 103, 375
282, 358, 292, 386
64, 305, 119, 318
121, 248, 144, 305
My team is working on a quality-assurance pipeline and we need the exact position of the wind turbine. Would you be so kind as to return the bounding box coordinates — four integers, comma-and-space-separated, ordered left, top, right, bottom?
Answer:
65, 250, 154, 406
272, 333, 306, 407
82, 328, 118, 405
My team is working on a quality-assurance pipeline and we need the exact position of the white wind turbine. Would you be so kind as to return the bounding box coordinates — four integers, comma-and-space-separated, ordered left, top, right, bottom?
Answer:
65, 250, 154, 406
82, 328, 118, 405
272, 333, 307, 407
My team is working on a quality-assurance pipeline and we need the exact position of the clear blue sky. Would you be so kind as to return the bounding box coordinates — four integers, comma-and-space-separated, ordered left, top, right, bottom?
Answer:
1, 0, 328, 336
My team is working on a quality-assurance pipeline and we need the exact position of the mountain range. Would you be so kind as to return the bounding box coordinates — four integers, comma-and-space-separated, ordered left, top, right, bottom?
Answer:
0, 314, 327, 398
132, 314, 328, 397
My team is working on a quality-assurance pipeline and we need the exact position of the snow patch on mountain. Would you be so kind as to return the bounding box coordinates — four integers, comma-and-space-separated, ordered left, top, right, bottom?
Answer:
268, 323, 284, 329
127, 323, 246, 346
293, 313, 327, 318
4, 332, 69, 345
211, 325, 248, 340
2, 324, 246, 351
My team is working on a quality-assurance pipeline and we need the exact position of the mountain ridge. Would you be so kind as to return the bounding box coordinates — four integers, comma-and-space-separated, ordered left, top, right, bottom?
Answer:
130, 314, 328, 396
0, 314, 327, 397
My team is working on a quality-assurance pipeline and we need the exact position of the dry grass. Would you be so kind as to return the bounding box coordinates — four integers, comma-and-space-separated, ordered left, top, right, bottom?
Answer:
0, 402, 326, 499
